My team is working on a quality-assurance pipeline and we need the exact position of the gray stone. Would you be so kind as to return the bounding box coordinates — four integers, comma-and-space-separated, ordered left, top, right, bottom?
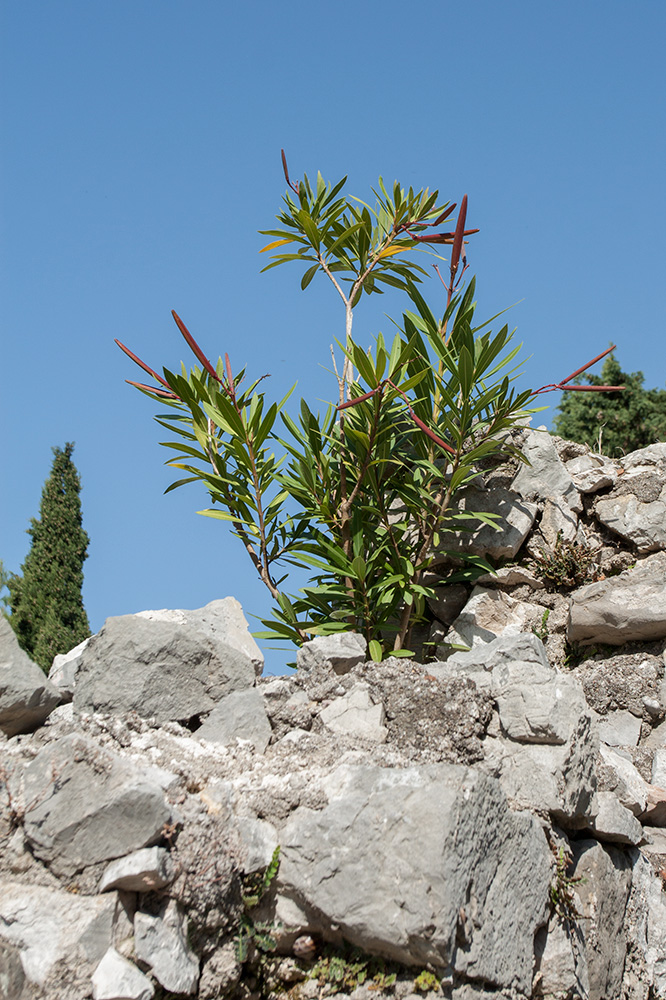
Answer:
0, 941, 25, 1000
22, 733, 172, 876
134, 899, 199, 994
434, 485, 537, 561
570, 840, 633, 1000
279, 763, 550, 990
196, 688, 272, 752
73, 598, 262, 724
512, 428, 582, 512
0, 881, 121, 986
597, 709, 643, 747
48, 635, 91, 700
493, 657, 588, 745
623, 442, 666, 469
296, 633, 367, 674
566, 453, 617, 493
441, 587, 541, 656
235, 815, 279, 874
626, 850, 666, 997
99, 846, 174, 893
475, 565, 545, 589
641, 785, 666, 827
0, 617, 60, 737
92, 948, 155, 1000
595, 482, 666, 553
589, 791, 644, 845
653, 749, 666, 790
598, 745, 648, 815
319, 682, 387, 743
533, 914, 588, 1000
539, 494, 579, 546
426, 583, 469, 625
567, 552, 666, 645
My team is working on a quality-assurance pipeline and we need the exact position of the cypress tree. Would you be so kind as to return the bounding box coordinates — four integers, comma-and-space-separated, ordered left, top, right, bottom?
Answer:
8, 443, 91, 671
553, 352, 666, 457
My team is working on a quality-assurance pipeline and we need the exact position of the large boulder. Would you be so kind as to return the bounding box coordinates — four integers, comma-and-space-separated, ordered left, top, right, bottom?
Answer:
512, 427, 582, 512
568, 551, 666, 645
279, 763, 550, 991
22, 733, 174, 876
0, 617, 60, 737
73, 598, 262, 723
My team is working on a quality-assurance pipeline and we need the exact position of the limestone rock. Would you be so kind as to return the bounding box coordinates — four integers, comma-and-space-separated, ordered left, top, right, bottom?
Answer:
441, 586, 542, 656
426, 583, 469, 624
512, 428, 582, 512
134, 899, 199, 994
625, 850, 666, 997
595, 482, 666, 552
597, 709, 643, 747
296, 633, 367, 674
568, 552, 666, 645
73, 598, 262, 724
22, 733, 173, 876
319, 682, 387, 742
0, 881, 122, 986
566, 452, 618, 493
92, 948, 154, 1000
598, 745, 649, 816
434, 485, 537, 561
99, 846, 174, 893
279, 763, 550, 990
47, 635, 91, 701
0, 617, 60, 737
196, 687, 272, 752
539, 494, 579, 546
589, 791, 644, 845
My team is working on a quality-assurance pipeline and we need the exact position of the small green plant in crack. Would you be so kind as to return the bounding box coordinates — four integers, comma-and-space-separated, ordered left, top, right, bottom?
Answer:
532, 608, 550, 642
550, 847, 587, 928
532, 533, 598, 590
309, 944, 398, 992
413, 969, 442, 993
235, 846, 281, 962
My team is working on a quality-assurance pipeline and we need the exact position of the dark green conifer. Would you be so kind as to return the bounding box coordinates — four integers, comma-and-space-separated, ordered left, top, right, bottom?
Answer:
553, 352, 666, 457
8, 443, 90, 671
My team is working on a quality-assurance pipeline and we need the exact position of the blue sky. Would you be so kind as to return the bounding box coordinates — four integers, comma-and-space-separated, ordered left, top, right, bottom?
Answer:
2, 1, 665, 673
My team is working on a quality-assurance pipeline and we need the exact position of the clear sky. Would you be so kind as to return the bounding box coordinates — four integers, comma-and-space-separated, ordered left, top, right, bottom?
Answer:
2, 1, 665, 673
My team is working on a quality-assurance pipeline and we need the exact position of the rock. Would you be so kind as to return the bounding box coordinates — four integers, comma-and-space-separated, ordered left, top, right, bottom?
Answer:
296, 633, 367, 674
493, 655, 588, 745
0, 881, 123, 986
196, 688, 272, 752
570, 840, 633, 1000
475, 565, 545, 588
567, 552, 666, 645
0, 617, 60, 737
279, 763, 550, 990
653, 749, 666, 790
539, 494, 579, 546
48, 636, 91, 701
426, 583, 469, 624
319, 682, 387, 743
566, 453, 618, 493
235, 815, 279, 874
73, 598, 262, 724
99, 846, 174, 893
92, 948, 155, 1000
589, 791, 644, 845
134, 899, 199, 994
441, 587, 541, 656
595, 481, 666, 553
22, 733, 173, 876
533, 914, 588, 1000
625, 850, 666, 997
512, 429, 582, 512
198, 940, 242, 1000
0, 941, 26, 1000
597, 709, 643, 747
574, 652, 664, 719
641, 785, 666, 827
598, 745, 649, 815
434, 485, 537, 561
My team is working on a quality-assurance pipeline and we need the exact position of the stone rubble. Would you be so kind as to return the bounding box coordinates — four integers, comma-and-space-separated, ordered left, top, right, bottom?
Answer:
2, 432, 666, 999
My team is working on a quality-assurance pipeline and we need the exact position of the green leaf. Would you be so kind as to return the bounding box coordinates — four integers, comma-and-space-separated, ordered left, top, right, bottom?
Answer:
368, 639, 383, 662
301, 264, 319, 290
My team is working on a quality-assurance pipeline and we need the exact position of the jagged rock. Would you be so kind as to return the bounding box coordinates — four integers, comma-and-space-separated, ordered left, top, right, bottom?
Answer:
426, 583, 469, 624
73, 598, 262, 724
0, 617, 60, 737
22, 733, 173, 876
597, 709, 643, 747
296, 632, 367, 674
47, 635, 91, 701
512, 428, 582, 512
533, 913, 589, 1000
0, 881, 126, 987
589, 791, 644, 845
625, 850, 666, 997
92, 948, 155, 1000
441, 586, 542, 655
566, 452, 618, 493
99, 846, 174, 893
196, 688, 272, 752
434, 484, 537, 561
134, 899, 199, 994
595, 481, 666, 552
539, 494, 579, 545
570, 840, 633, 1000
235, 814, 279, 873
0, 941, 26, 1000
568, 552, 666, 645
476, 565, 545, 588
641, 785, 666, 827
598, 745, 649, 815
279, 763, 550, 990
319, 681, 387, 742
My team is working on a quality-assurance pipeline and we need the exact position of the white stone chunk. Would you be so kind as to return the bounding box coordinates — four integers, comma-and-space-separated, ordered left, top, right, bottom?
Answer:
196, 688, 271, 752
597, 710, 642, 748
599, 745, 648, 815
319, 682, 387, 743
297, 633, 367, 674
589, 791, 644, 845
566, 453, 617, 493
99, 846, 174, 893
134, 900, 199, 994
92, 947, 154, 1000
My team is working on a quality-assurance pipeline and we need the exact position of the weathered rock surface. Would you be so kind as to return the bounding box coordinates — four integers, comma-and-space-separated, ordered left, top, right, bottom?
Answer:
92, 947, 155, 1000
279, 763, 551, 990
434, 484, 537, 561
22, 733, 173, 875
441, 586, 542, 655
99, 846, 174, 893
196, 687, 272, 751
296, 632, 367, 674
568, 552, 666, 645
134, 899, 199, 993
73, 598, 262, 723
0, 617, 60, 737
512, 428, 582, 512
48, 635, 91, 701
